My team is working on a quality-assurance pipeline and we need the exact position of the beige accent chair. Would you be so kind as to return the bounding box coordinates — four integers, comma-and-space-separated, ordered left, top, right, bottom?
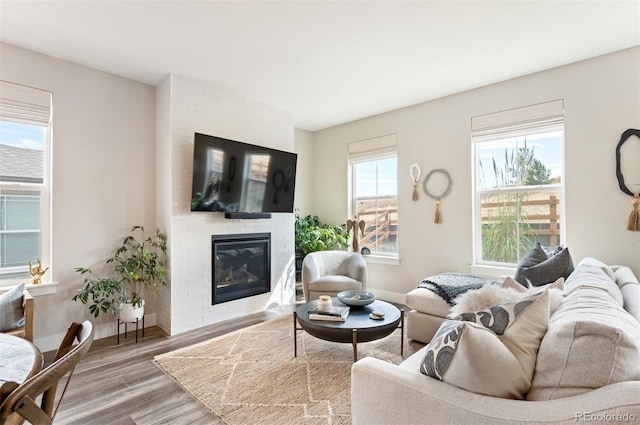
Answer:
2, 290, 34, 342
302, 251, 367, 302
0, 320, 94, 425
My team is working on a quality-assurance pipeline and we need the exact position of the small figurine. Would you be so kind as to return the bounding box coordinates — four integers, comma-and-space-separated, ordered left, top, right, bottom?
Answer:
346, 216, 366, 253
28, 258, 49, 284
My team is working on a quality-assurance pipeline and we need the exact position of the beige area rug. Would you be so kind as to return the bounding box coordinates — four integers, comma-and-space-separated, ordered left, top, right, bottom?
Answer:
154, 315, 425, 425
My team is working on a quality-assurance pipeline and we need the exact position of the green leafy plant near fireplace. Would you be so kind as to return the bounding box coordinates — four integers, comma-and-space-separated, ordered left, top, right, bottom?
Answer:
72, 226, 167, 318
294, 210, 349, 280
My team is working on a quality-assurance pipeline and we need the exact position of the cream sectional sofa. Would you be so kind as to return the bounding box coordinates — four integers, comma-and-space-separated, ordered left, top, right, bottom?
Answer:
405, 284, 452, 343
351, 258, 640, 424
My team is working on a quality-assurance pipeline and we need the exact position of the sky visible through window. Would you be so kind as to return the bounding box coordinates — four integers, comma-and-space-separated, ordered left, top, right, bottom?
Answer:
477, 131, 562, 189
355, 158, 397, 197
0, 121, 45, 150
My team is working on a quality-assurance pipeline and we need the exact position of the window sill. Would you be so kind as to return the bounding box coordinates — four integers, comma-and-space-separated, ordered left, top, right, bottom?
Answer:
0, 281, 58, 296
26, 281, 58, 296
363, 255, 400, 266
469, 264, 515, 281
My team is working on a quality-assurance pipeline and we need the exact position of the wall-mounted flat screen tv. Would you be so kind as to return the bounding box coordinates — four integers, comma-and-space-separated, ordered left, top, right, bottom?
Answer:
190, 132, 297, 214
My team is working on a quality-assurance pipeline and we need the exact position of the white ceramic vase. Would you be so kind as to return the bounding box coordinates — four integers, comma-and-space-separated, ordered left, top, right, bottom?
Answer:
119, 299, 145, 322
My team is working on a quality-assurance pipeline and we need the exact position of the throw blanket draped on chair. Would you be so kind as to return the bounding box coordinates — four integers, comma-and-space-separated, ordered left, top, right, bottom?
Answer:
418, 273, 492, 305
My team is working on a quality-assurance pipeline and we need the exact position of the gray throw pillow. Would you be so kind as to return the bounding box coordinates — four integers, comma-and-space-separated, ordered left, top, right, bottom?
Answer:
0, 283, 26, 332
514, 243, 574, 287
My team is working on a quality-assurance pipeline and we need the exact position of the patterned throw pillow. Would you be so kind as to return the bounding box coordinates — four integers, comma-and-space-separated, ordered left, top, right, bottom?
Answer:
451, 290, 550, 381
501, 276, 564, 293
0, 283, 26, 332
514, 242, 574, 287
420, 320, 531, 399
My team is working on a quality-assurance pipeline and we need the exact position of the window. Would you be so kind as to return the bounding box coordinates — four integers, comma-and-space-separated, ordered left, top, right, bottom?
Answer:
472, 100, 564, 266
348, 134, 398, 257
0, 81, 52, 283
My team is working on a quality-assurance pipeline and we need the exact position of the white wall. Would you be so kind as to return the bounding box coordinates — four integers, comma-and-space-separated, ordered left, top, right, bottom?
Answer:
0, 43, 157, 351
293, 127, 315, 216
156, 75, 296, 336
312, 47, 640, 302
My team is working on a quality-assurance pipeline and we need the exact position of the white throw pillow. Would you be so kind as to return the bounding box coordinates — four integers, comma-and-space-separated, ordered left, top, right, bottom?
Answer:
502, 276, 564, 314
501, 276, 564, 293
451, 290, 550, 382
420, 320, 531, 399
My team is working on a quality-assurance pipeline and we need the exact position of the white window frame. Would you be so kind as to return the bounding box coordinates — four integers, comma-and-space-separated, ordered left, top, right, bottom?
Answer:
348, 134, 399, 262
0, 81, 52, 287
471, 100, 565, 273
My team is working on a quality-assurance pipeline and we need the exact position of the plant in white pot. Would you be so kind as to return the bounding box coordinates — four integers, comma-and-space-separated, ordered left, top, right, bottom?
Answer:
72, 226, 167, 321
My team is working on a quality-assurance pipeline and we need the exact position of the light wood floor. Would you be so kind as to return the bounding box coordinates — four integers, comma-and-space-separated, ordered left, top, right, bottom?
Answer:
49, 304, 299, 425
49, 297, 407, 424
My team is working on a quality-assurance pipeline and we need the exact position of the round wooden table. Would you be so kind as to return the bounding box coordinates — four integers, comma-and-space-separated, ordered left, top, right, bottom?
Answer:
0, 334, 43, 401
294, 298, 404, 361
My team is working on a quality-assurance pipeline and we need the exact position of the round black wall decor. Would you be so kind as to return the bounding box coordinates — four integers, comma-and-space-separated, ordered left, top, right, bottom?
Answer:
615, 128, 640, 231
615, 129, 640, 196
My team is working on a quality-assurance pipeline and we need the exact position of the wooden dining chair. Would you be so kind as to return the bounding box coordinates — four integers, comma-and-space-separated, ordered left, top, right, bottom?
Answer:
0, 321, 94, 425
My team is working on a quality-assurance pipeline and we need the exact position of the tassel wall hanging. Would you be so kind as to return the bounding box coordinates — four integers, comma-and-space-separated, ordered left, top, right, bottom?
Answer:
410, 163, 421, 201
423, 169, 452, 224
615, 129, 640, 231
629, 194, 640, 231
434, 198, 442, 224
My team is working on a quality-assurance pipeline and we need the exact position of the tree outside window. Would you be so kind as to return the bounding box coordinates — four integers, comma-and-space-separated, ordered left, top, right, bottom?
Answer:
475, 130, 563, 265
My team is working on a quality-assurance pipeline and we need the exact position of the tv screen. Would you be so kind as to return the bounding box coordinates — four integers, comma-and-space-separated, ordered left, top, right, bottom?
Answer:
190, 133, 297, 214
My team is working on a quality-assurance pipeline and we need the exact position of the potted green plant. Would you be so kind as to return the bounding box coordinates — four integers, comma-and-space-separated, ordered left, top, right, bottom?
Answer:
294, 210, 349, 280
72, 226, 168, 320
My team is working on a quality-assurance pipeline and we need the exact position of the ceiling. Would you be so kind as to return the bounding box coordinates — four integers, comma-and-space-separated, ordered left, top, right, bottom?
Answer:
1, 1, 639, 131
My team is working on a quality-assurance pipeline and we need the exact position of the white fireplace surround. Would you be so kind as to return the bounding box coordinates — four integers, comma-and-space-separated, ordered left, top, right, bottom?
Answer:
155, 74, 296, 336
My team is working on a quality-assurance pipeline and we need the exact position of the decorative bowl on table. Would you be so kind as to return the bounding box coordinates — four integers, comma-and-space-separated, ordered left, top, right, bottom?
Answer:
337, 290, 376, 307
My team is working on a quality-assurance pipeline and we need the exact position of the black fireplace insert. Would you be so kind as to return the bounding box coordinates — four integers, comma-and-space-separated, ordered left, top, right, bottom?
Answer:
211, 233, 271, 304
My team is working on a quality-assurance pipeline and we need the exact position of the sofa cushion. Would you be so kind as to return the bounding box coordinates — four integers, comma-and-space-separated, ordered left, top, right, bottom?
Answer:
452, 290, 550, 381
0, 283, 26, 332
405, 288, 450, 318
614, 265, 640, 322
527, 260, 640, 401
307, 275, 362, 292
563, 257, 623, 306
419, 320, 531, 399
514, 242, 574, 287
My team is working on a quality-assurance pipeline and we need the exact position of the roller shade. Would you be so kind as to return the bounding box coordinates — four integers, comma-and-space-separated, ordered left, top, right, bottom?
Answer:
348, 134, 397, 163
472, 100, 563, 142
0, 81, 52, 126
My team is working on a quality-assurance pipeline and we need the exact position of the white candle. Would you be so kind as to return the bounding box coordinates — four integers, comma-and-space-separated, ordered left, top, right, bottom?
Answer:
318, 295, 332, 310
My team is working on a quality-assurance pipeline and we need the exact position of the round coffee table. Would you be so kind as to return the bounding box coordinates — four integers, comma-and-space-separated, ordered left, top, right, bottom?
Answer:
294, 298, 404, 361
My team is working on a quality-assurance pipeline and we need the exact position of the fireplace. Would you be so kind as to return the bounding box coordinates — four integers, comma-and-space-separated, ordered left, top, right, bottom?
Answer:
211, 233, 271, 304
